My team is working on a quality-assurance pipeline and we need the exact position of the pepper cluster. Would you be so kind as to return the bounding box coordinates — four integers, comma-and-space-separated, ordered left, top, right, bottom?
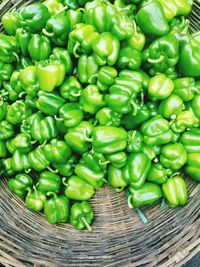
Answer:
0, 0, 199, 230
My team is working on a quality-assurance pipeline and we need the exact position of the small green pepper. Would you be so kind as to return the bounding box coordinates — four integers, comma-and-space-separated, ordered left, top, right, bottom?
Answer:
0, 34, 19, 63
50, 47, 73, 75
25, 187, 46, 212
20, 66, 40, 98
60, 76, 82, 101
15, 28, 31, 57
11, 150, 30, 172
106, 152, 127, 169
28, 34, 52, 61
1, 10, 21, 35
171, 111, 199, 133
147, 163, 172, 184
58, 103, 84, 128
37, 171, 62, 194
108, 165, 127, 192
117, 46, 142, 70
28, 146, 50, 171
53, 155, 77, 177
2, 158, 15, 176
0, 121, 14, 141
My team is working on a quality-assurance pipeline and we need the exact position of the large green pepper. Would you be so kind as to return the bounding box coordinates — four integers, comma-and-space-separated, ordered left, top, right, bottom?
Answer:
25, 187, 46, 212
68, 23, 99, 57
92, 32, 120, 66
147, 163, 172, 185
19, 3, 50, 32
9, 133, 33, 154
117, 46, 142, 70
28, 146, 50, 171
136, 1, 169, 37
180, 129, 200, 153
95, 107, 122, 127
15, 28, 31, 57
173, 77, 197, 102
63, 176, 95, 201
36, 60, 65, 92
123, 152, 151, 188
50, 48, 73, 75
44, 192, 70, 224
160, 143, 187, 170
53, 155, 77, 177
37, 171, 62, 194
20, 66, 40, 98
0, 34, 19, 63
162, 176, 187, 208
28, 34, 52, 61
140, 115, 173, 146
80, 85, 105, 115
129, 182, 162, 207
77, 54, 100, 84
184, 153, 200, 182
31, 113, 57, 144
0, 121, 14, 141
1, 10, 21, 35
70, 201, 94, 231
11, 150, 30, 172
2, 158, 15, 176
0, 141, 7, 158
36, 91, 65, 116
171, 111, 199, 133
7, 173, 33, 199
60, 76, 82, 101
65, 121, 93, 153
59, 103, 84, 128
108, 165, 127, 192
6, 100, 32, 126
91, 126, 127, 154
44, 139, 72, 164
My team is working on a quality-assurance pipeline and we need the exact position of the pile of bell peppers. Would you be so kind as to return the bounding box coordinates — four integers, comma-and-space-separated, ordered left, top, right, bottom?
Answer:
0, 0, 199, 230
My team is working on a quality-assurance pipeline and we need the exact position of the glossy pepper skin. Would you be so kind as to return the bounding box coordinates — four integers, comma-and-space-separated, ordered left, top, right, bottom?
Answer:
19, 3, 50, 33
80, 85, 105, 115
36, 60, 65, 92
0, 62, 14, 85
95, 107, 122, 127
70, 201, 94, 231
106, 151, 127, 169
59, 103, 84, 128
44, 139, 72, 164
0, 34, 19, 63
11, 150, 30, 172
117, 46, 142, 70
126, 130, 144, 153
10, 133, 33, 154
147, 163, 172, 185
15, 28, 31, 57
77, 54, 99, 84
28, 34, 51, 61
80, 151, 107, 173
25, 187, 46, 212
162, 176, 187, 208
28, 146, 50, 171
50, 48, 73, 75
44, 192, 70, 224
184, 153, 200, 182
20, 66, 40, 98
65, 121, 93, 154
123, 152, 151, 188
2, 158, 15, 176
43, 0, 66, 15
0, 141, 7, 158
63, 176, 95, 201
36, 91, 65, 116
0, 100, 8, 121
6, 100, 32, 126
37, 171, 62, 194
108, 165, 127, 191
7, 173, 33, 199
140, 115, 173, 146
92, 32, 120, 66
160, 143, 187, 170
60, 76, 82, 101
68, 23, 99, 58
91, 126, 127, 154
20, 113, 38, 135
171, 111, 199, 133
129, 182, 162, 207
189, 94, 200, 121
156, 0, 177, 21
1, 10, 21, 36
136, 1, 169, 37
53, 155, 77, 177
0, 121, 14, 141
180, 129, 200, 153
173, 77, 197, 102
31, 113, 57, 144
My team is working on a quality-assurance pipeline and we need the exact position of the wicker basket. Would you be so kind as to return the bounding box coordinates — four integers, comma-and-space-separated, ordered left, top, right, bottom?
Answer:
0, 1, 200, 266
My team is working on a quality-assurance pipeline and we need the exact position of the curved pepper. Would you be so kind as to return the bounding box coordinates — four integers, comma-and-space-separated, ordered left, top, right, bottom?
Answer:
0, 100, 8, 121
60, 76, 82, 101
10, 133, 33, 154
180, 128, 200, 153
43, 0, 66, 15
184, 153, 200, 182
147, 163, 172, 184
80, 151, 107, 172
160, 143, 187, 170
37, 171, 62, 194
25, 187, 46, 212
44, 192, 70, 224
28, 34, 52, 61
59, 103, 84, 128
162, 176, 187, 208
7, 173, 33, 199
0, 62, 14, 85
173, 77, 197, 102
63, 176, 95, 201
70, 201, 94, 231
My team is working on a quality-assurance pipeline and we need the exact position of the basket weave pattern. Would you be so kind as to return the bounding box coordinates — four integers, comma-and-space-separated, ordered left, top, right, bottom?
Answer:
0, 1, 200, 266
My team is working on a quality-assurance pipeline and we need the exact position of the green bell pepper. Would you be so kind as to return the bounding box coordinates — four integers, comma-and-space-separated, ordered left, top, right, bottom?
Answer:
25, 186, 46, 212
59, 103, 84, 128
140, 115, 173, 146
9, 70, 24, 98
129, 182, 162, 207
7, 173, 33, 199
10, 133, 33, 154
95, 107, 122, 127
43, 0, 66, 15
0, 99, 8, 121
123, 152, 151, 188
190, 95, 200, 120
31, 113, 57, 144
126, 130, 144, 153
36, 60, 65, 92
108, 165, 127, 192
106, 151, 127, 169
50, 47, 73, 75
28, 34, 52, 61
2, 158, 15, 176
70, 201, 94, 231
117, 46, 142, 70
160, 143, 187, 170
147, 163, 172, 184
80, 151, 107, 172
19, 3, 50, 32
175, 0, 193, 16
173, 77, 197, 102
180, 128, 200, 153
63, 176, 95, 201
44, 139, 72, 164
20, 66, 40, 98
0, 141, 7, 158
20, 113, 38, 135
17, 56, 33, 70
60, 76, 82, 101
53, 155, 77, 177
15, 28, 31, 57
0, 34, 19, 63
67, 9, 83, 30
11, 150, 30, 172
184, 153, 200, 182
0, 62, 14, 85
0, 121, 14, 141
171, 111, 199, 133
37, 171, 62, 194
1, 10, 21, 36
156, 0, 177, 21
44, 192, 70, 224
162, 176, 187, 208
28, 146, 50, 171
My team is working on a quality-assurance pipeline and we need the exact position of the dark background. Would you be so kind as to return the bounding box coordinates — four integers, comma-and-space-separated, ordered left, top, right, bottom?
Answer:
184, 252, 200, 267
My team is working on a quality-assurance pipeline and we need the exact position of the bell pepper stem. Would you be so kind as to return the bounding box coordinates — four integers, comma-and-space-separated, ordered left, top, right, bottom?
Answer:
42, 28, 54, 37
25, 168, 31, 174
19, 91, 26, 98
73, 42, 80, 58
116, 187, 124, 193
130, 100, 138, 116
135, 208, 148, 224
170, 114, 177, 120
133, 20, 138, 34
54, 115, 64, 121
26, 187, 32, 195
31, 140, 37, 145
83, 130, 92, 142
88, 74, 98, 84
81, 216, 92, 232
56, 6, 68, 15
70, 91, 81, 97
128, 196, 133, 209
13, 52, 19, 63
62, 177, 68, 186
148, 55, 165, 64
47, 191, 57, 198
39, 140, 47, 148
103, 178, 108, 184
77, 8, 85, 12
47, 166, 58, 173
190, 87, 199, 94
153, 158, 159, 163
99, 160, 110, 166
170, 172, 180, 179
